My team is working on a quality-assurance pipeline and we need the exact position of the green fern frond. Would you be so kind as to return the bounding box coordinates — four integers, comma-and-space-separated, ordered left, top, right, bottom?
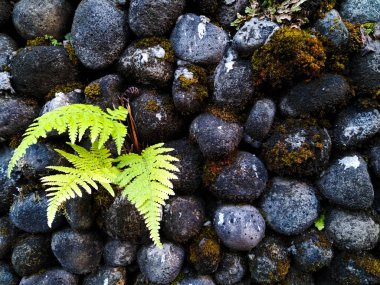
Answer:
41, 142, 118, 227
7, 104, 128, 177
115, 143, 179, 247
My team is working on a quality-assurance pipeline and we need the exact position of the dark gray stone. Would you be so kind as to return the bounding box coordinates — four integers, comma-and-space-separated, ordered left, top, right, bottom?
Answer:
20, 268, 78, 285
171, 14, 229, 65
103, 239, 137, 267
210, 151, 267, 202
10, 46, 79, 99
260, 177, 320, 235
189, 0, 218, 16
350, 40, 380, 95
369, 140, 380, 178
12, 0, 73, 40
189, 113, 243, 160
214, 252, 247, 285
279, 74, 353, 117
340, 0, 380, 23
244, 99, 276, 147
83, 267, 127, 285
41, 89, 84, 114
282, 267, 315, 285
131, 89, 185, 144
163, 196, 205, 243
0, 34, 17, 69
19, 142, 67, 179
71, 0, 128, 70
0, 146, 21, 216
375, 22, 380, 39
11, 235, 55, 276
330, 252, 380, 284
248, 236, 290, 284
128, 0, 185, 38
314, 10, 349, 47
318, 154, 374, 209
290, 229, 333, 272
0, 262, 19, 285
65, 193, 94, 231
213, 204, 265, 251
0, 0, 12, 26
118, 40, 174, 86
0, 96, 39, 141
179, 275, 215, 285
217, 0, 249, 28
172, 64, 209, 115
10, 191, 63, 233
165, 139, 203, 194
51, 229, 103, 274
232, 17, 278, 57
0, 217, 18, 258
333, 107, 380, 148
84, 74, 125, 110
103, 195, 149, 243
325, 208, 379, 251
213, 49, 254, 111
137, 242, 185, 284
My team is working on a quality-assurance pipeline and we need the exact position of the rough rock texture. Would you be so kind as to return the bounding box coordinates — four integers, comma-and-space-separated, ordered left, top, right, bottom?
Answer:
0, 34, 17, 69
340, 0, 380, 23
71, 0, 128, 70
171, 14, 229, 65
314, 9, 349, 47
12, 0, 73, 40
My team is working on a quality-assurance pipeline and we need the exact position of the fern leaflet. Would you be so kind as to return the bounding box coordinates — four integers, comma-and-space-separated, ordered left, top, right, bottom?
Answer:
115, 143, 179, 247
41, 142, 118, 227
7, 104, 128, 177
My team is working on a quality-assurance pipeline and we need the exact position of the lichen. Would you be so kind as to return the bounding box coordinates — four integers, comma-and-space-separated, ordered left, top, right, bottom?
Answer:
46, 82, 84, 101
84, 82, 101, 99
354, 255, 380, 277
203, 153, 237, 186
251, 27, 326, 91
144, 99, 161, 112
135, 37, 175, 63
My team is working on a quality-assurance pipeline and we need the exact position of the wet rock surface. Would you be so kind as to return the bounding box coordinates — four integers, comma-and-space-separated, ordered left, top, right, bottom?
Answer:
1, 0, 380, 283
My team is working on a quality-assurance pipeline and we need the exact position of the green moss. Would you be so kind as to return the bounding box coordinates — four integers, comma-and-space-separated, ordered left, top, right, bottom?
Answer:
26, 36, 51, 47
144, 99, 161, 112
46, 82, 84, 101
318, 0, 337, 15
2, 65, 11, 72
355, 255, 380, 277
64, 42, 79, 65
9, 134, 22, 149
206, 105, 241, 123
84, 82, 101, 99
362, 22, 376, 36
251, 27, 326, 91
344, 21, 363, 53
135, 37, 175, 63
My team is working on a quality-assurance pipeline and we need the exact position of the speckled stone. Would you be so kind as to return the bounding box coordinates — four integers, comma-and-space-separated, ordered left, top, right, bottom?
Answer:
51, 229, 103, 274
325, 208, 379, 251
0, 262, 19, 285
19, 268, 78, 285
314, 10, 349, 47
137, 243, 185, 284
71, 0, 128, 70
213, 204, 265, 251
12, 0, 73, 40
260, 177, 320, 235
128, 0, 186, 38
170, 14, 229, 65
190, 113, 243, 160
103, 239, 137, 267
0, 217, 18, 259
209, 151, 268, 202
340, 0, 380, 23
214, 252, 247, 285
318, 154, 374, 209
82, 266, 127, 285
0, 34, 18, 69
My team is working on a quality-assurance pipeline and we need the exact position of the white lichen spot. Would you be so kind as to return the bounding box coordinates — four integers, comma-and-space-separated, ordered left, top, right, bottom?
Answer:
156, 113, 163, 121
103, 278, 109, 285
203, 220, 211, 226
224, 0, 236, 4
338, 155, 361, 170
174, 67, 194, 80
343, 125, 361, 139
224, 52, 235, 73
151, 45, 166, 59
217, 212, 224, 225
132, 49, 149, 64
198, 16, 210, 40
0, 72, 15, 93
285, 132, 306, 149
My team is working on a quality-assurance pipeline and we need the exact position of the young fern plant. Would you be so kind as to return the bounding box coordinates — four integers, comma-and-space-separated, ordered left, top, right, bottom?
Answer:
7, 104, 179, 247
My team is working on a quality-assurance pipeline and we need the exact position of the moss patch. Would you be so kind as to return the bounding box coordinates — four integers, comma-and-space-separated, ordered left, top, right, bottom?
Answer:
26, 37, 51, 47
144, 99, 161, 112
84, 82, 101, 99
46, 82, 84, 101
64, 42, 79, 65
251, 27, 326, 91
135, 37, 175, 63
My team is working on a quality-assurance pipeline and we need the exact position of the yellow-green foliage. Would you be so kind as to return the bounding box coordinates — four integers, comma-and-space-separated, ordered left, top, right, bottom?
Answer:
42, 142, 117, 227
115, 143, 179, 247
252, 27, 326, 91
7, 104, 179, 247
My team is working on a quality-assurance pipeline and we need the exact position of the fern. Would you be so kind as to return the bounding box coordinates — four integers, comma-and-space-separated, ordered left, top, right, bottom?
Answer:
115, 143, 179, 247
7, 104, 128, 177
41, 142, 118, 227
